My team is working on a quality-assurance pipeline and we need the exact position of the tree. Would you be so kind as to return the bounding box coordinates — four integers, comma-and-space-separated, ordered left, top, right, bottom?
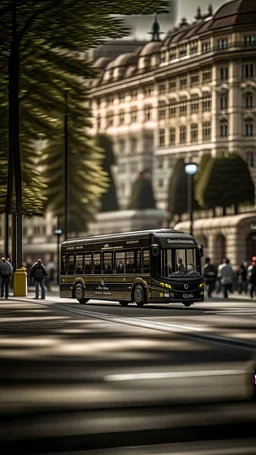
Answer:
196, 154, 255, 211
168, 158, 199, 220
0, 0, 169, 267
128, 172, 156, 209
94, 134, 119, 212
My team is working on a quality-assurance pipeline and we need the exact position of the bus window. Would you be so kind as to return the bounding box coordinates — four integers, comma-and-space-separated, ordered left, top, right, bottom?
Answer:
67, 254, 75, 274
75, 254, 84, 273
126, 251, 135, 273
116, 252, 125, 273
61, 254, 67, 274
143, 250, 150, 273
93, 253, 101, 274
84, 254, 92, 273
103, 252, 113, 273
135, 250, 142, 273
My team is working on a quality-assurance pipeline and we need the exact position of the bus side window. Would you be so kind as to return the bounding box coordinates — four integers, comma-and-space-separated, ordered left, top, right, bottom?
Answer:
61, 254, 67, 274
135, 250, 142, 273
67, 254, 75, 274
126, 251, 135, 273
143, 250, 150, 273
115, 252, 125, 273
103, 252, 113, 273
84, 254, 92, 273
93, 253, 101, 274
75, 254, 84, 273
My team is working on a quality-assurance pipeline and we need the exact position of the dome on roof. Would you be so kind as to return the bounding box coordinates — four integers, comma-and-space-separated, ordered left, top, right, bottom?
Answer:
93, 57, 112, 69
106, 53, 138, 69
139, 41, 162, 57
211, 0, 256, 29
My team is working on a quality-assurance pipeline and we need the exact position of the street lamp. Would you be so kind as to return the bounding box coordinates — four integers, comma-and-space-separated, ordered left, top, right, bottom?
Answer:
184, 163, 198, 236
54, 227, 62, 284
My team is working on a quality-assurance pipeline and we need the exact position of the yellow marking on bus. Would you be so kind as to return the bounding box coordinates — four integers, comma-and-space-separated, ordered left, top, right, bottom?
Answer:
160, 282, 164, 287
165, 283, 172, 289
199, 283, 204, 288
123, 278, 126, 282
159, 292, 163, 297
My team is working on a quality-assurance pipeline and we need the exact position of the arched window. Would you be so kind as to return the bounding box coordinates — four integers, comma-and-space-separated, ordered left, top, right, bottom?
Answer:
215, 234, 226, 264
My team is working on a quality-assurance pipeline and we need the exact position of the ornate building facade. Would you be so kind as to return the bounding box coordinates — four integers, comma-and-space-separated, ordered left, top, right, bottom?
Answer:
89, 0, 256, 265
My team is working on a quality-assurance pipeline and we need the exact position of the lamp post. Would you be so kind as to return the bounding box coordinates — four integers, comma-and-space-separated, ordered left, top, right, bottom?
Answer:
184, 163, 198, 236
54, 227, 62, 284
64, 88, 69, 241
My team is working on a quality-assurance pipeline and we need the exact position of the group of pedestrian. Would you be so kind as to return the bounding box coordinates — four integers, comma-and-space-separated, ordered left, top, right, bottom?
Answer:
203, 256, 256, 299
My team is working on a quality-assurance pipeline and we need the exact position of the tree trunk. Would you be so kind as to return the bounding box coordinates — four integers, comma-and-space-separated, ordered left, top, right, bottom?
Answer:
9, 0, 23, 268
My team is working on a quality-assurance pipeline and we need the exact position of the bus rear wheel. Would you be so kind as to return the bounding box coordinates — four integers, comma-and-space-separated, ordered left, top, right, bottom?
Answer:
183, 301, 193, 307
134, 285, 145, 307
74, 283, 89, 304
120, 301, 129, 307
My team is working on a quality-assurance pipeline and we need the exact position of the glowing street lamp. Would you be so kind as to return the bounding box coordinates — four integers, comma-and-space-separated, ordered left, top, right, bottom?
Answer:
184, 163, 198, 236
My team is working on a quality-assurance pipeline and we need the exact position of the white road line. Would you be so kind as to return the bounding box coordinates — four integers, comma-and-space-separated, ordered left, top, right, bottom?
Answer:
104, 369, 244, 382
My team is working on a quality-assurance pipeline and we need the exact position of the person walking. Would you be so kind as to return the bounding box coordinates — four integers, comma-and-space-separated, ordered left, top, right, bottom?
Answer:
219, 258, 233, 299
203, 257, 217, 298
238, 262, 248, 294
248, 260, 256, 298
0, 257, 13, 299
29, 258, 47, 299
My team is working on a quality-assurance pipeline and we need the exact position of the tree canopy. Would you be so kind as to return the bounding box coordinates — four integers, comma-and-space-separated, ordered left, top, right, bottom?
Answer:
196, 154, 255, 209
128, 172, 156, 210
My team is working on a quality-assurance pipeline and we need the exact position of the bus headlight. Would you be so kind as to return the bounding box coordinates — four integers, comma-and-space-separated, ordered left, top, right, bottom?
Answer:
199, 283, 204, 288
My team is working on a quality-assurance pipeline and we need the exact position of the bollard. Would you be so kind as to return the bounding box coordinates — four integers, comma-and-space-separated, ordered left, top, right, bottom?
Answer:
14, 267, 27, 297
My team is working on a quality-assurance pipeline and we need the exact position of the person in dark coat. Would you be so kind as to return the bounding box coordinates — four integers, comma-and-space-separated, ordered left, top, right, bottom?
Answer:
249, 261, 256, 298
0, 257, 13, 299
203, 257, 217, 298
29, 258, 47, 299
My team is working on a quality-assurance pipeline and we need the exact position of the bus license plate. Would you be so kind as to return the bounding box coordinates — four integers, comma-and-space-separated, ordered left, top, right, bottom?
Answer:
183, 293, 193, 298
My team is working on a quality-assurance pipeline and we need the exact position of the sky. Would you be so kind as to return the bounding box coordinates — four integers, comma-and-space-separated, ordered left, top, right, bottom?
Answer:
124, 0, 227, 40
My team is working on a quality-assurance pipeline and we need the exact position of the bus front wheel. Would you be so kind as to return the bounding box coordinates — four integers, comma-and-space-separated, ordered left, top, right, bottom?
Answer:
74, 283, 89, 304
134, 285, 145, 307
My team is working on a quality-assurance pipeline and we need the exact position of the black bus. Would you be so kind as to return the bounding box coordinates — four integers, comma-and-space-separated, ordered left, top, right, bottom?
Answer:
60, 228, 204, 307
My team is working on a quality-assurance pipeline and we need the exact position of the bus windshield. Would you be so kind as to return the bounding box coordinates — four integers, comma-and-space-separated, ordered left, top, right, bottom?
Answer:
159, 248, 201, 278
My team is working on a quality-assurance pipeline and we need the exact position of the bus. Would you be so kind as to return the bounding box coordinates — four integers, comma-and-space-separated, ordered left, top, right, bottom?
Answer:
60, 228, 204, 307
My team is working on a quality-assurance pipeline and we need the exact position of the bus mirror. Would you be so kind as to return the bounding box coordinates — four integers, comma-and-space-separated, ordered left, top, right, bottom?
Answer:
151, 244, 160, 257
198, 245, 204, 257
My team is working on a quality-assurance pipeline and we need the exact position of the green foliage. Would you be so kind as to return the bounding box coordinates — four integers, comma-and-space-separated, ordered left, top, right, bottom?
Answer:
196, 154, 255, 209
168, 158, 199, 217
94, 134, 119, 212
0, 0, 169, 217
128, 172, 156, 209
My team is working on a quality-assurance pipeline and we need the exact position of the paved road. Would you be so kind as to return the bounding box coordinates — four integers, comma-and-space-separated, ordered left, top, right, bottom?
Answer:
0, 295, 256, 454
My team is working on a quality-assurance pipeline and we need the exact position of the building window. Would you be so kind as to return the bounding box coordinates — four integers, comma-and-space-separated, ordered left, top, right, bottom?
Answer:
161, 52, 166, 63
247, 152, 254, 167
179, 44, 187, 57
191, 124, 198, 142
97, 117, 101, 129
144, 85, 153, 97
169, 78, 176, 89
169, 49, 177, 60
119, 93, 125, 102
131, 108, 137, 123
220, 120, 228, 137
131, 90, 137, 100
159, 129, 165, 146
119, 111, 125, 125
179, 102, 187, 114
220, 67, 228, 80
202, 67, 212, 82
179, 126, 187, 143
157, 159, 164, 169
191, 97, 199, 113
131, 138, 137, 154
107, 113, 114, 127
158, 179, 164, 188
202, 122, 211, 141
158, 104, 166, 120
220, 94, 228, 109
169, 127, 176, 145
169, 103, 176, 117
244, 36, 256, 47
202, 41, 210, 53
242, 64, 254, 80
245, 94, 253, 109
245, 121, 254, 136
159, 82, 166, 94
190, 72, 199, 86
190, 40, 198, 54
202, 96, 211, 112
180, 76, 187, 88
218, 39, 228, 49
144, 107, 152, 120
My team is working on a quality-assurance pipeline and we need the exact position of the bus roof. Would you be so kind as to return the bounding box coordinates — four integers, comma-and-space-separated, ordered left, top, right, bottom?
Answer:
61, 228, 192, 247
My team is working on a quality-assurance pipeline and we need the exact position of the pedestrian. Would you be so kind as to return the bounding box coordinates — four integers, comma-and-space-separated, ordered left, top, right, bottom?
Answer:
248, 260, 256, 298
216, 258, 226, 294
219, 258, 233, 299
0, 257, 13, 299
29, 258, 47, 299
203, 257, 217, 298
238, 262, 248, 294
